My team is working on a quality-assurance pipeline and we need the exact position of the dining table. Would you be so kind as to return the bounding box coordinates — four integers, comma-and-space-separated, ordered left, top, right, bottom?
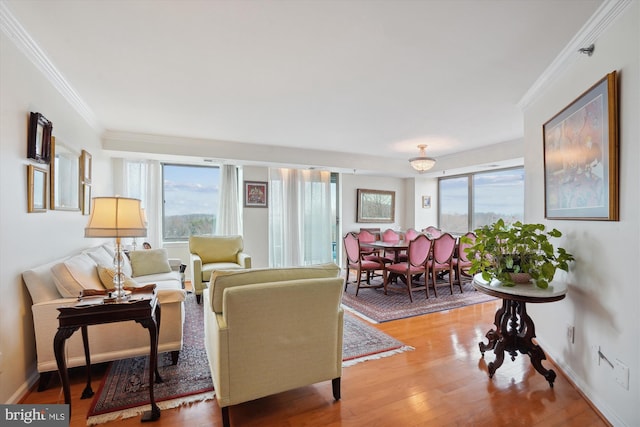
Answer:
360, 240, 410, 263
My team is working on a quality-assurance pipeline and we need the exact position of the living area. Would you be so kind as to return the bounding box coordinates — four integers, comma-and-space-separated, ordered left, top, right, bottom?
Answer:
2, 1, 639, 426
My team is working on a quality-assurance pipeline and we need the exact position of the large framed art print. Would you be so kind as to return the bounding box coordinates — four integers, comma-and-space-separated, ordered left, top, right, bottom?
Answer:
543, 71, 619, 221
357, 189, 395, 223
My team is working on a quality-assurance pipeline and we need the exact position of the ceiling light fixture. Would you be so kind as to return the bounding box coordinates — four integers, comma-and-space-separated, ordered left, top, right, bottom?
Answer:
409, 144, 436, 173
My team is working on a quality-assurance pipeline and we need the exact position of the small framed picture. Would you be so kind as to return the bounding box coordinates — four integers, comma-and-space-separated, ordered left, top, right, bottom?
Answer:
27, 112, 52, 164
244, 181, 268, 208
422, 195, 432, 209
80, 150, 92, 184
82, 183, 91, 215
27, 164, 48, 212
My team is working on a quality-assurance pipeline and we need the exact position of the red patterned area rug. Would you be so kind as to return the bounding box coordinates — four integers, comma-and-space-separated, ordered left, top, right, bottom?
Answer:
342, 312, 413, 366
342, 278, 497, 323
87, 294, 411, 425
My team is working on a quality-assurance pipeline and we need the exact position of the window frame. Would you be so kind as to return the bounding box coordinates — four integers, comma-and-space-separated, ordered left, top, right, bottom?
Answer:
161, 163, 220, 242
438, 166, 524, 232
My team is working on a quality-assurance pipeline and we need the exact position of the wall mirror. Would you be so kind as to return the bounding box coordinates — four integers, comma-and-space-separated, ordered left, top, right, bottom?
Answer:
50, 137, 80, 211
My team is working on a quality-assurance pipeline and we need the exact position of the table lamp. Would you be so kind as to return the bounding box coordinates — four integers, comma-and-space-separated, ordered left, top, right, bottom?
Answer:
85, 197, 147, 301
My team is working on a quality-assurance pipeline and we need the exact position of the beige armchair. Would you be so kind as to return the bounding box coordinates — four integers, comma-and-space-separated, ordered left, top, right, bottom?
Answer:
203, 264, 344, 427
189, 235, 251, 304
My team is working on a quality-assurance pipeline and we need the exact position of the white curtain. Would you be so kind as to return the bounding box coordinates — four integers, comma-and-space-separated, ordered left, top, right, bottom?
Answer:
216, 165, 241, 235
269, 168, 332, 267
120, 159, 161, 248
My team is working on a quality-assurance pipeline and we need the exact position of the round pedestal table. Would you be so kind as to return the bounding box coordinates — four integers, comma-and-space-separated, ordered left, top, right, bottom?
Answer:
472, 274, 567, 387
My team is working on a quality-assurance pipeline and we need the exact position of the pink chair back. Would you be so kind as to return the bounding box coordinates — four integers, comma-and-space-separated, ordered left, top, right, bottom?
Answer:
382, 229, 401, 243
358, 229, 376, 244
404, 228, 419, 241
432, 233, 456, 263
457, 232, 476, 263
344, 232, 361, 264
408, 234, 432, 267
424, 226, 443, 238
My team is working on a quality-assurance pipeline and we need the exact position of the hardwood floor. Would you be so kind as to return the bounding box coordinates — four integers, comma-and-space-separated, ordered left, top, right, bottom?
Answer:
21, 298, 609, 426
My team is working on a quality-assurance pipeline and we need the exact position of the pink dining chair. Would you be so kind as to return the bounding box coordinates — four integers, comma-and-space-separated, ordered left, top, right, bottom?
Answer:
343, 232, 385, 296
404, 228, 419, 241
383, 234, 433, 302
358, 229, 378, 259
453, 232, 476, 288
428, 232, 457, 297
381, 229, 402, 263
423, 226, 443, 239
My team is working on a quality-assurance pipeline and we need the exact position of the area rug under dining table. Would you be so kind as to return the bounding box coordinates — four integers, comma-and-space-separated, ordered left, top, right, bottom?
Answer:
86, 294, 411, 425
342, 278, 498, 323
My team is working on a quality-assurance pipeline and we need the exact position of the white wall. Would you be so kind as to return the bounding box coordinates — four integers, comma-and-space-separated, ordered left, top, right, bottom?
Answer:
412, 177, 439, 230
0, 36, 109, 402
341, 173, 407, 235
523, 3, 639, 425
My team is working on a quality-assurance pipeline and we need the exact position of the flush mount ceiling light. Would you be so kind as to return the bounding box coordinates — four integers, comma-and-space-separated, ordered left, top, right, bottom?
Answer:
409, 144, 436, 173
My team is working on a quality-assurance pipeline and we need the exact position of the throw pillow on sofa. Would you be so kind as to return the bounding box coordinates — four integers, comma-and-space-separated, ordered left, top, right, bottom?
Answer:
51, 254, 105, 298
97, 265, 138, 289
129, 249, 172, 277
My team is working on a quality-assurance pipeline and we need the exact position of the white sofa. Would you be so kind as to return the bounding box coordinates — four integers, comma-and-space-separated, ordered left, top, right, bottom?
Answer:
22, 244, 186, 390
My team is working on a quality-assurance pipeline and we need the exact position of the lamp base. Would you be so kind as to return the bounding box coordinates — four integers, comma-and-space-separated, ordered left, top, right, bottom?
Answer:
104, 289, 132, 303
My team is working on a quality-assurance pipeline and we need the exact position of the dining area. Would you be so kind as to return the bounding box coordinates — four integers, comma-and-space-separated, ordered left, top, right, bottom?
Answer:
343, 227, 476, 303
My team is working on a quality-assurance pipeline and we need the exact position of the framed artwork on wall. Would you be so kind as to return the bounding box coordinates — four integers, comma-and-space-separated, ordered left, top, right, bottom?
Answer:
543, 71, 619, 220
27, 164, 48, 213
50, 137, 81, 211
82, 183, 92, 215
422, 195, 432, 209
357, 189, 395, 223
27, 112, 52, 164
244, 181, 268, 207
80, 150, 92, 184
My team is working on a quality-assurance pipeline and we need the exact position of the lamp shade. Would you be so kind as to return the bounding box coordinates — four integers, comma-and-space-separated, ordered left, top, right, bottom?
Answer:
85, 197, 147, 238
409, 144, 436, 173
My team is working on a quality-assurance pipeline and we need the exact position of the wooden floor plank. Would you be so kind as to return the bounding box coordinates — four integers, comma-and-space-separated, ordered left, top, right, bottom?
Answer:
20, 298, 610, 426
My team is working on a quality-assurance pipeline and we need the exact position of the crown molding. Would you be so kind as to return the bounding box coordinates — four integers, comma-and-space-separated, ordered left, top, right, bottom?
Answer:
0, 2, 102, 131
518, 0, 633, 110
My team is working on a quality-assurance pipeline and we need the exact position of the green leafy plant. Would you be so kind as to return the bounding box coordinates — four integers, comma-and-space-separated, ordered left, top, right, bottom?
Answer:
461, 219, 574, 289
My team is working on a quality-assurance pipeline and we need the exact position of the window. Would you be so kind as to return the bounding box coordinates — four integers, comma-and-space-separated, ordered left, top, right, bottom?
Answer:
439, 167, 524, 233
162, 164, 220, 241
439, 176, 469, 233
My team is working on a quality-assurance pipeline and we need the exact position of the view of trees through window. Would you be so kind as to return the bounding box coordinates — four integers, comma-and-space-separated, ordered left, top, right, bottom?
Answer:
439, 167, 524, 233
162, 164, 220, 241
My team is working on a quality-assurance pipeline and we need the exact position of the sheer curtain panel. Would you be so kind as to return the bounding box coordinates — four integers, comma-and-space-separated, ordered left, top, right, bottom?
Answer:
121, 159, 161, 248
216, 165, 241, 235
269, 168, 332, 267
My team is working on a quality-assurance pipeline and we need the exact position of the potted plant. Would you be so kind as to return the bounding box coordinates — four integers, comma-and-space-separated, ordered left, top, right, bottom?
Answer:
462, 219, 574, 289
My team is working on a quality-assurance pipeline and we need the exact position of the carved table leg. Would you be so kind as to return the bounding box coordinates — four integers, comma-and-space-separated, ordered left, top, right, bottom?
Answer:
138, 303, 161, 422
80, 325, 95, 399
480, 299, 557, 387
54, 325, 80, 414
480, 299, 507, 355
516, 303, 557, 387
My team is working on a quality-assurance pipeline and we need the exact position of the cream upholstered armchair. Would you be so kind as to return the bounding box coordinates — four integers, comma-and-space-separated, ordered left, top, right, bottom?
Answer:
189, 235, 251, 304
203, 264, 344, 427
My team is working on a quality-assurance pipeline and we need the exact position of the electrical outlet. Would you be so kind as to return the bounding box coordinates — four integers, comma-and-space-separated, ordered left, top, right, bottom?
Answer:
566, 324, 575, 344
614, 359, 629, 390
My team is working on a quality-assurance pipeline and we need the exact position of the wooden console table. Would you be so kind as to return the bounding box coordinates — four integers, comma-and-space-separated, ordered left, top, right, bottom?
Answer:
54, 288, 162, 421
472, 275, 567, 387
